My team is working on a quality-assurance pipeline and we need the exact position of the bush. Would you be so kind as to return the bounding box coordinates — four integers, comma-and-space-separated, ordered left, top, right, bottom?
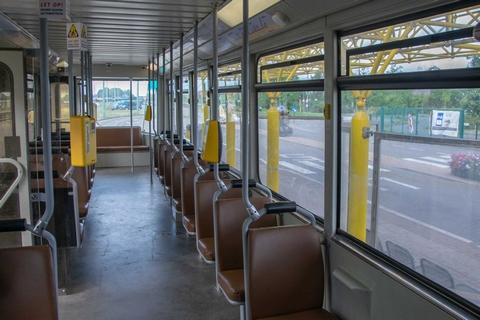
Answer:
450, 152, 480, 181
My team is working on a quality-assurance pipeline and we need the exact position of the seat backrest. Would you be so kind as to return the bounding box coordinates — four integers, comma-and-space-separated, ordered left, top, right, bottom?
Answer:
181, 157, 202, 216
72, 166, 90, 218
215, 190, 274, 272
171, 152, 183, 202
0, 246, 58, 320
194, 171, 229, 240
420, 258, 454, 289
385, 241, 415, 269
164, 143, 174, 188
247, 225, 325, 319
30, 154, 71, 189
96, 126, 143, 147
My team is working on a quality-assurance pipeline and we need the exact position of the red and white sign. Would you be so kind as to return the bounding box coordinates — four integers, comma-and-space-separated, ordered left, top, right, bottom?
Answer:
39, 0, 70, 21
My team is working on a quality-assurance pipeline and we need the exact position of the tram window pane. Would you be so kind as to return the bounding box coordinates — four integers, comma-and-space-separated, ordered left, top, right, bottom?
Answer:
258, 91, 325, 216
131, 80, 148, 128
340, 88, 480, 305
219, 62, 241, 87
197, 71, 209, 150
50, 83, 71, 133
182, 76, 191, 142
219, 92, 241, 169
94, 80, 147, 128
340, 5, 480, 76
258, 42, 324, 83
0, 62, 20, 247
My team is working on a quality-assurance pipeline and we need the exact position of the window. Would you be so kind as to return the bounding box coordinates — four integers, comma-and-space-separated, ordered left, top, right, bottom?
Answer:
339, 5, 480, 307
257, 41, 325, 217
219, 62, 242, 169
182, 76, 191, 142
0, 62, 20, 247
50, 82, 70, 133
93, 79, 148, 129
219, 92, 241, 169
258, 42, 324, 83
197, 70, 209, 149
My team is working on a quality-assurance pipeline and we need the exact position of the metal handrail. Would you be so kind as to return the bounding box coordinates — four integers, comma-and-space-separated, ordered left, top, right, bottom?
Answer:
0, 158, 24, 209
61, 166, 81, 248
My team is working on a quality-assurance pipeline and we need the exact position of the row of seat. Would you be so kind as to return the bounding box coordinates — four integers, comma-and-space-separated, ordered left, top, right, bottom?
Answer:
155, 133, 337, 320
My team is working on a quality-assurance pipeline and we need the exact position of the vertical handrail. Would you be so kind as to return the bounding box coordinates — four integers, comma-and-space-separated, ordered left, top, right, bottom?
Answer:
67, 50, 75, 117
157, 52, 161, 136
192, 21, 205, 174
179, 34, 186, 161
211, 4, 227, 192
130, 78, 134, 172
241, 0, 258, 218
34, 17, 55, 233
170, 42, 174, 147
80, 51, 85, 115
148, 58, 153, 184
163, 48, 167, 137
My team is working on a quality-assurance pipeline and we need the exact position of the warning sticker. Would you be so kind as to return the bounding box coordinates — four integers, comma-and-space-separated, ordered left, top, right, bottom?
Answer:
67, 22, 88, 51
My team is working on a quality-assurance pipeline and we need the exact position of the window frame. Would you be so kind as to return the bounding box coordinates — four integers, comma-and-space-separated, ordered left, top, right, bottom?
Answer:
335, 2, 480, 316
254, 39, 327, 222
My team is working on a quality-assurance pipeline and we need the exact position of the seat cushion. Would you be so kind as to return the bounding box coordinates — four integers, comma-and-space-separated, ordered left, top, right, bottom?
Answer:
183, 214, 195, 234
198, 237, 215, 261
218, 269, 244, 303
258, 308, 338, 320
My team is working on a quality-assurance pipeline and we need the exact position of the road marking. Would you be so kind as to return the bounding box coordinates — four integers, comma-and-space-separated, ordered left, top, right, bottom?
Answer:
421, 156, 450, 164
439, 155, 451, 160
368, 183, 388, 192
281, 154, 306, 159
260, 158, 266, 164
368, 165, 391, 173
403, 158, 449, 169
381, 177, 420, 190
279, 161, 314, 175
376, 204, 472, 244
299, 160, 324, 170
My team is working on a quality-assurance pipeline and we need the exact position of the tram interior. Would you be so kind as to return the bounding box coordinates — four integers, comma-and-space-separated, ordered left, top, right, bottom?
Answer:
0, 0, 480, 319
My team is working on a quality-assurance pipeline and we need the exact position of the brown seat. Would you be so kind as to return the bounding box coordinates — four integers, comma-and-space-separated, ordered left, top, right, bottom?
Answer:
215, 188, 275, 303
194, 171, 231, 262
247, 225, 337, 320
72, 166, 89, 218
0, 246, 58, 320
96, 126, 147, 153
171, 149, 192, 212
258, 309, 338, 320
164, 143, 174, 196
181, 156, 206, 234
198, 237, 215, 261
218, 269, 245, 302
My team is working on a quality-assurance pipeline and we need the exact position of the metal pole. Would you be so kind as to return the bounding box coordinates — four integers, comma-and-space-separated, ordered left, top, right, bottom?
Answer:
179, 34, 185, 160
152, 55, 156, 134
68, 50, 75, 116
170, 42, 174, 146
148, 59, 153, 184
241, 0, 257, 217
130, 79, 134, 172
162, 48, 167, 136
157, 52, 161, 134
89, 52, 94, 116
211, 4, 226, 191
192, 21, 203, 174
34, 17, 55, 231
80, 51, 85, 115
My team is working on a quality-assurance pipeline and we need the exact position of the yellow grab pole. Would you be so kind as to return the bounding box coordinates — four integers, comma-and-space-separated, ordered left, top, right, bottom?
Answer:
226, 104, 236, 166
267, 96, 280, 192
347, 92, 370, 241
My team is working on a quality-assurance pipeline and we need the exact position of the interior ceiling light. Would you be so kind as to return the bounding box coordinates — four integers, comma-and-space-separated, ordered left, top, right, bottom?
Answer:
56, 60, 68, 68
218, 0, 281, 27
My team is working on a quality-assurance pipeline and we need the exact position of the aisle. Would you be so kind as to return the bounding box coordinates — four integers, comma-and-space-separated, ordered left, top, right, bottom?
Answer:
59, 167, 237, 320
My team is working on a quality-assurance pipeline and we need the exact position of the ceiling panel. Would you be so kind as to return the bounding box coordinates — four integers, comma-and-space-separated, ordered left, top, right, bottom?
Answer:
0, 0, 216, 65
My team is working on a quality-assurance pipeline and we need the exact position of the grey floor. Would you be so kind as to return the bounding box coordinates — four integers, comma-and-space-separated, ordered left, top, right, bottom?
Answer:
58, 167, 238, 320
